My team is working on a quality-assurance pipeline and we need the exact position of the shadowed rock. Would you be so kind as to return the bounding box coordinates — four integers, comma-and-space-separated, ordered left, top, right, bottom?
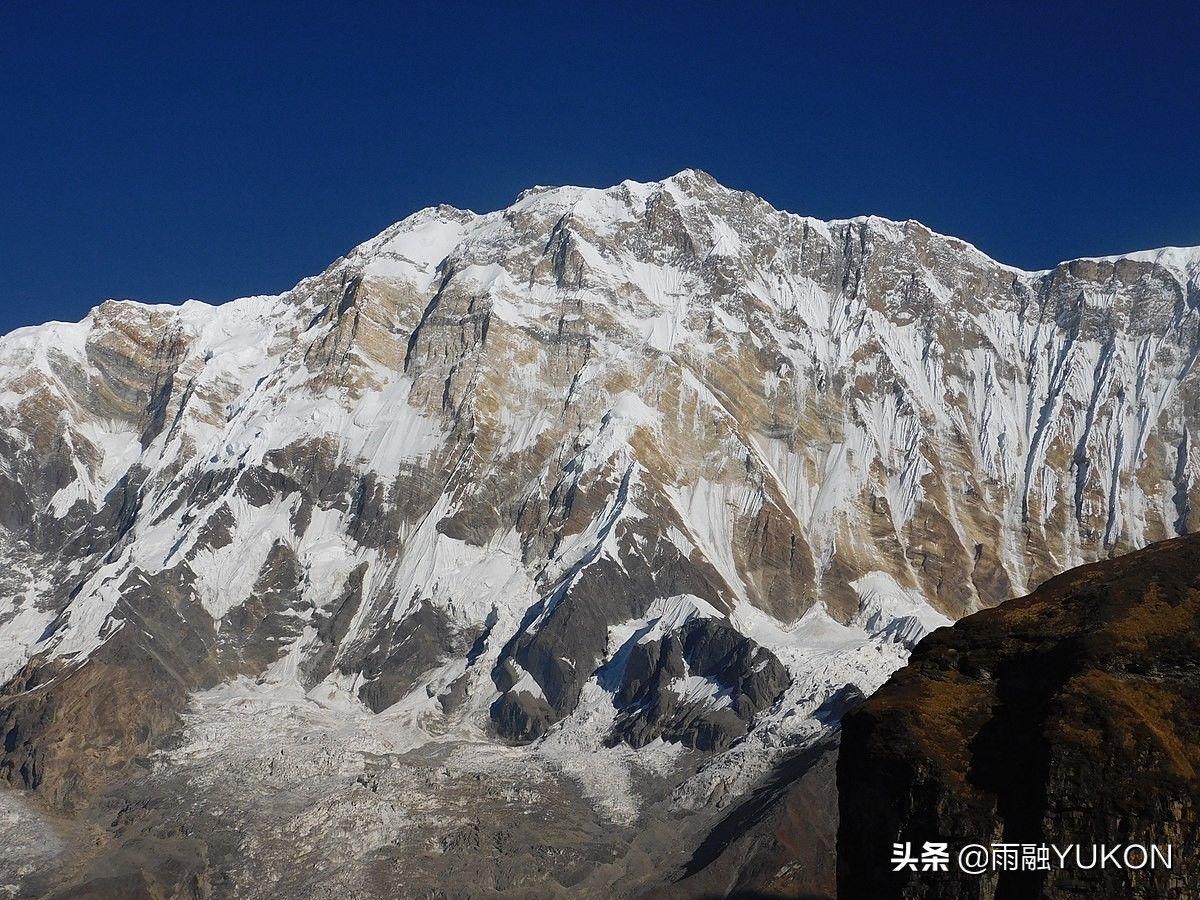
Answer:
838, 533, 1200, 899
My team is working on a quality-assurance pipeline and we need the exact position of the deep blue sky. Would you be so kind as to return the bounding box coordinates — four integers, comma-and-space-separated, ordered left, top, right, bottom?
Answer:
2, 2, 1197, 335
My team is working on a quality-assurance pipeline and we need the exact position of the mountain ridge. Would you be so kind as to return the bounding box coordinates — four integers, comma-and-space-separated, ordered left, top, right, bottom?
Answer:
838, 530, 1200, 899
13, 168, 1199, 335
1, 169, 1198, 895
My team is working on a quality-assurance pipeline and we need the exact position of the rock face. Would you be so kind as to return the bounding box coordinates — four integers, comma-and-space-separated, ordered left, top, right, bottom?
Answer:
605, 613, 792, 752
838, 533, 1200, 900
0, 170, 1198, 894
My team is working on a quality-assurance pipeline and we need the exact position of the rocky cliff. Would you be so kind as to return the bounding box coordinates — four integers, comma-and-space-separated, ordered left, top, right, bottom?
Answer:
0, 170, 1198, 896
838, 532, 1200, 899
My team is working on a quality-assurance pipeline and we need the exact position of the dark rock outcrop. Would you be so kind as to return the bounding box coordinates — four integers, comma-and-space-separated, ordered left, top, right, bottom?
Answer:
607, 616, 791, 752
838, 533, 1200, 899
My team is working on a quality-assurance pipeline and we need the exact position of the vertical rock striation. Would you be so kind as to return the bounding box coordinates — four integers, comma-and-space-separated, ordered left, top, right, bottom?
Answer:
0, 170, 1196, 833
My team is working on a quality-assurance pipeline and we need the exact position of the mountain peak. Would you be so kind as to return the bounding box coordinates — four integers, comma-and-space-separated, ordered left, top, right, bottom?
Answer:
2, 169, 1199, 897
334, 175, 1200, 291
662, 166, 721, 188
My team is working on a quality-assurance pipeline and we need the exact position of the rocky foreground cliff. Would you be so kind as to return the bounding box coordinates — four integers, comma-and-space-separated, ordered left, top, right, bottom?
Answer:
0, 170, 1198, 896
838, 532, 1200, 900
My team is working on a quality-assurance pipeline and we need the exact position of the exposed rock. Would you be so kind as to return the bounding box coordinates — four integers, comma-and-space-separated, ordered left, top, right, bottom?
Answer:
0, 171, 1198, 895
607, 616, 791, 752
838, 533, 1200, 899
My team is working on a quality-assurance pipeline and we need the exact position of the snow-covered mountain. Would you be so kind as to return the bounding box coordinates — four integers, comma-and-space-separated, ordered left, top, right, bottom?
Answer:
1, 169, 1198, 894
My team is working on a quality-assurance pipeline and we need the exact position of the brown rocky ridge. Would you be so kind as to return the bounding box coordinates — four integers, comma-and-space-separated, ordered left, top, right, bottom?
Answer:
838, 532, 1200, 900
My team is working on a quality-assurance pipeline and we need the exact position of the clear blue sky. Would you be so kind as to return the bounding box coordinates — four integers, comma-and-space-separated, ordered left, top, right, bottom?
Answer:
2, 1, 1197, 335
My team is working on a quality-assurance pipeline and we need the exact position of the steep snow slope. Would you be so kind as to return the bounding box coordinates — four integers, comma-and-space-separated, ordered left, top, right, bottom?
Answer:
0, 172, 1198, 843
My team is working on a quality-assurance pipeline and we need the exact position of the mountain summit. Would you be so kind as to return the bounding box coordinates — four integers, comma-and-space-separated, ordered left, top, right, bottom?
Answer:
1, 173, 1198, 895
